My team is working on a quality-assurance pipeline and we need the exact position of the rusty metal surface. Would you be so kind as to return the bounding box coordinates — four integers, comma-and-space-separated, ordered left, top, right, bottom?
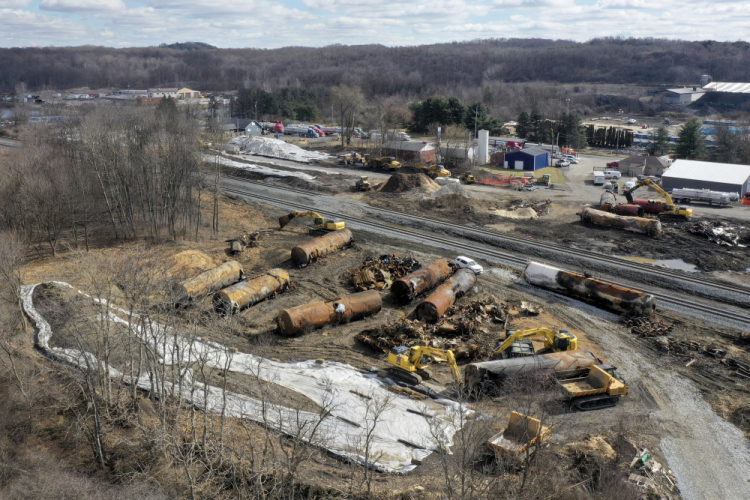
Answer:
633, 199, 667, 214
213, 269, 291, 314
465, 350, 600, 389
524, 262, 656, 316
614, 204, 644, 217
277, 290, 382, 336
178, 260, 243, 305
391, 258, 456, 302
580, 207, 662, 236
414, 269, 477, 323
291, 228, 354, 267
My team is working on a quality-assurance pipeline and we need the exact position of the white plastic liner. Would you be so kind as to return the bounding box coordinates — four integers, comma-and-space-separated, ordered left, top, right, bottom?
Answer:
206, 155, 317, 180
225, 136, 331, 163
21, 282, 469, 473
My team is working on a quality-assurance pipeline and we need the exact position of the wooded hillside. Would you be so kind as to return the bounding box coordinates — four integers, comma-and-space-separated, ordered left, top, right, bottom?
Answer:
3, 38, 750, 97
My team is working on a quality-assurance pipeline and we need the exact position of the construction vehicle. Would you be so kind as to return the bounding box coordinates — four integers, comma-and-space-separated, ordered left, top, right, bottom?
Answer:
339, 152, 362, 165
387, 345, 461, 386
414, 164, 451, 179
278, 211, 345, 232
533, 174, 552, 187
365, 155, 401, 171
492, 328, 578, 360
557, 365, 627, 410
487, 411, 552, 458
461, 172, 476, 184
355, 176, 371, 191
624, 179, 693, 219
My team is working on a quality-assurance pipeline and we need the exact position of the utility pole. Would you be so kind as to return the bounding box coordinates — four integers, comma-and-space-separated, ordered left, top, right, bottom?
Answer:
474, 106, 480, 138
565, 98, 570, 114
254, 101, 257, 120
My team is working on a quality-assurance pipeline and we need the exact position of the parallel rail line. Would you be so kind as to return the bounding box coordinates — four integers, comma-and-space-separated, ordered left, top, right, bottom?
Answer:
221, 181, 750, 329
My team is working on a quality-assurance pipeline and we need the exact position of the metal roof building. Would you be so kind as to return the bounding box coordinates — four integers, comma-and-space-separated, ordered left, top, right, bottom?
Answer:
503, 147, 550, 171
661, 159, 750, 195
702, 82, 750, 94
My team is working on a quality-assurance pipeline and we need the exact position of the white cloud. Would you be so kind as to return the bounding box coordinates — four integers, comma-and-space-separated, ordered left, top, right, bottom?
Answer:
0, 8, 88, 42
0, 0, 32, 7
40, 0, 126, 11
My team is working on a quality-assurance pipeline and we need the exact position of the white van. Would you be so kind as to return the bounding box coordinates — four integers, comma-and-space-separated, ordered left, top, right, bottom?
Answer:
603, 170, 621, 179
593, 175, 605, 186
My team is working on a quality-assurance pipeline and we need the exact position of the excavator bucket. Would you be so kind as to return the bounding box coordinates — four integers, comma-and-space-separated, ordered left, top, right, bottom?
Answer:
279, 213, 295, 229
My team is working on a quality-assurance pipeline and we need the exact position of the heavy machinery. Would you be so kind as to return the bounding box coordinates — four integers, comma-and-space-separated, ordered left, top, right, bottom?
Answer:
533, 174, 553, 187
278, 211, 345, 232
414, 164, 452, 179
557, 365, 627, 410
366, 155, 401, 170
487, 411, 552, 458
461, 172, 476, 184
339, 152, 362, 165
624, 179, 692, 219
387, 345, 461, 385
355, 176, 371, 191
492, 328, 578, 360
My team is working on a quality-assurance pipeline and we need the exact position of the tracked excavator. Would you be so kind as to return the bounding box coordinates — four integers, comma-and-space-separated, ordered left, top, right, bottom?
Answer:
387, 346, 461, 386
624, 179, 693, 219
278, 211, 345, 232
492, 328, 578, 360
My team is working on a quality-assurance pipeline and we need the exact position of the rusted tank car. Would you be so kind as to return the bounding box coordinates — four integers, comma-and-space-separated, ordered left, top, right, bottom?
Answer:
524, 262, 656, 316
291, 229, 354, 267
465, 350, 602, 390
277, 290, 382, 336
580, 207, 662, 236
391, 258, 456, 302
177, 260, 243, 306
415, 269, 477, 323
600, 203, 644, 217
213, 269, 291, 314
633, 199, 668, 214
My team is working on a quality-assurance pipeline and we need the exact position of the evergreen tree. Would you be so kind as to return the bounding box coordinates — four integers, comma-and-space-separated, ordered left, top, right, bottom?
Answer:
675, 117, 705, 159
516, 111, 531, 139
648, 126, 671, 156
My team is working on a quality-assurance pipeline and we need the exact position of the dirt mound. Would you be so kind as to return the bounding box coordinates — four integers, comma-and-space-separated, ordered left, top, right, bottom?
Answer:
563, 436, 617, 461
167, 250, 219, 278
433, 182, 479, 199
380, 173, 440, 193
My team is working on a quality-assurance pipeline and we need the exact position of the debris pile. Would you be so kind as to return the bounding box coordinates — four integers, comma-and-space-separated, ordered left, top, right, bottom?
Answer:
688, 220, 745, 246
651, 335, 750, 378
355, 298, 511, 360
433, 182, 479, 199
628, 448, 677, 498
508, 199, 552, 216
621, 315, 674, 337
380, 173, 440, 193
346, 254, 421, 292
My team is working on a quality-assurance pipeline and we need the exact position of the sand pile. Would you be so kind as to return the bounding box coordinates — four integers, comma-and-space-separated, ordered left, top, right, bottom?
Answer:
167, 250, 219, 278
226, 136, 330, 163
380, 173, 440, 193
433, 182, 479, 199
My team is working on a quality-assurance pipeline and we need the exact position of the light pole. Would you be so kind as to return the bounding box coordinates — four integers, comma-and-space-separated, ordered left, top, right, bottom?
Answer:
565, 98, 570, 114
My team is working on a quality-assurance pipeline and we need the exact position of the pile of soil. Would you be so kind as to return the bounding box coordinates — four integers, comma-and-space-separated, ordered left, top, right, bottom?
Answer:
380, 173, 440, 193
167, 250, 219, 278
433, 182, 478, 199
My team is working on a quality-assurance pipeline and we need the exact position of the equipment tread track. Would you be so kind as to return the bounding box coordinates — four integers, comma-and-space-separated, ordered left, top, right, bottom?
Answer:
220, 183, 750, 329
223, 174, 750, 297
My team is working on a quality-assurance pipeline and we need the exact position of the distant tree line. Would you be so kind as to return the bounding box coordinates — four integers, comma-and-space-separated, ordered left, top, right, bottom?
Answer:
409, 96, 506, 136
232, 86, 329, 122
585, 125, 634, 148
3, 38, 750, 102
515, 111, 587, 148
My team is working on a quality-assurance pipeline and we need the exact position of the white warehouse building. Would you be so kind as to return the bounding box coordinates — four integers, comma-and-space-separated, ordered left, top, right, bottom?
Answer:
661, 159, 750, 195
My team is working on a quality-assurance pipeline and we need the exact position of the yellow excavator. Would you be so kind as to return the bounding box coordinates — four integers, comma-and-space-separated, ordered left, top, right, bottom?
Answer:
387, 345, 461, 386
278, 211, 345, 232
492, 328, 578, 360
624, 179, 693, 219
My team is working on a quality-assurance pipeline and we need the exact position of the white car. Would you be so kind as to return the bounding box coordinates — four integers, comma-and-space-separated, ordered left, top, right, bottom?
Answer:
627, 119, 637, 124
624, 180, 636, 189
562, 155, 579, 164
455, 256, 483, 275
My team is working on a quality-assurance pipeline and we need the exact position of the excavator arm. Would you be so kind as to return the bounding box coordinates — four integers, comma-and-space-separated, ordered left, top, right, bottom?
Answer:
624, 180, 692, 218
412, 347, 461, 385
279, 211, 324, 229
492, 328, 577, 359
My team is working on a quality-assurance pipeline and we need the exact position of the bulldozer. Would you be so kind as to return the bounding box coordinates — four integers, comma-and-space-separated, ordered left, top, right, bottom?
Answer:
387, 345, 461, 386
461, 172, 476, 184
492, 328, 578, 360
278, 211, 345, 233
355, 176, 371, 191
365, 155, 402, 171
533, 174, 553, 187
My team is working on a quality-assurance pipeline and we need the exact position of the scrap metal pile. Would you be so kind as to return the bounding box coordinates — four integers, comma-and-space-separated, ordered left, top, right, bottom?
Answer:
688, 220, 746, 246
346, 254, 421, 292
355, 298, 511, 360
621, 314, 674, 337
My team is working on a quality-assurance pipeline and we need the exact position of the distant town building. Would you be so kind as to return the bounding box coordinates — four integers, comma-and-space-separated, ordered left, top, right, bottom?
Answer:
136, 97, 164, 107
383, 141, 435, 164
177, 88, 201, 99
148, 88, 179, 98
503, 147, 550, 171
654, 87, 705, 104
616, 155, 670, 177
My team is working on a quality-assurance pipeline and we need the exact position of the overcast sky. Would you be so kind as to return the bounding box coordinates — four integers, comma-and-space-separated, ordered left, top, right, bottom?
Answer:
1, 0, 749, 48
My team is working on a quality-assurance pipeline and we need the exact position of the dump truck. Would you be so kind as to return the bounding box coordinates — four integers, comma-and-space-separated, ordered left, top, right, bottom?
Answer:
355, 176, 371, 191
487, 411, 552, 458
461, 172, 476, 184
414, 164, 451, 179
557, 365, 627, 410
366, 155, 401, 170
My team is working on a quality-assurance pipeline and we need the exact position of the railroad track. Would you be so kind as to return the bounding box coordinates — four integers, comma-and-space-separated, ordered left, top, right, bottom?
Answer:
221, 180, 750, 329
223, 173, 750, 297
